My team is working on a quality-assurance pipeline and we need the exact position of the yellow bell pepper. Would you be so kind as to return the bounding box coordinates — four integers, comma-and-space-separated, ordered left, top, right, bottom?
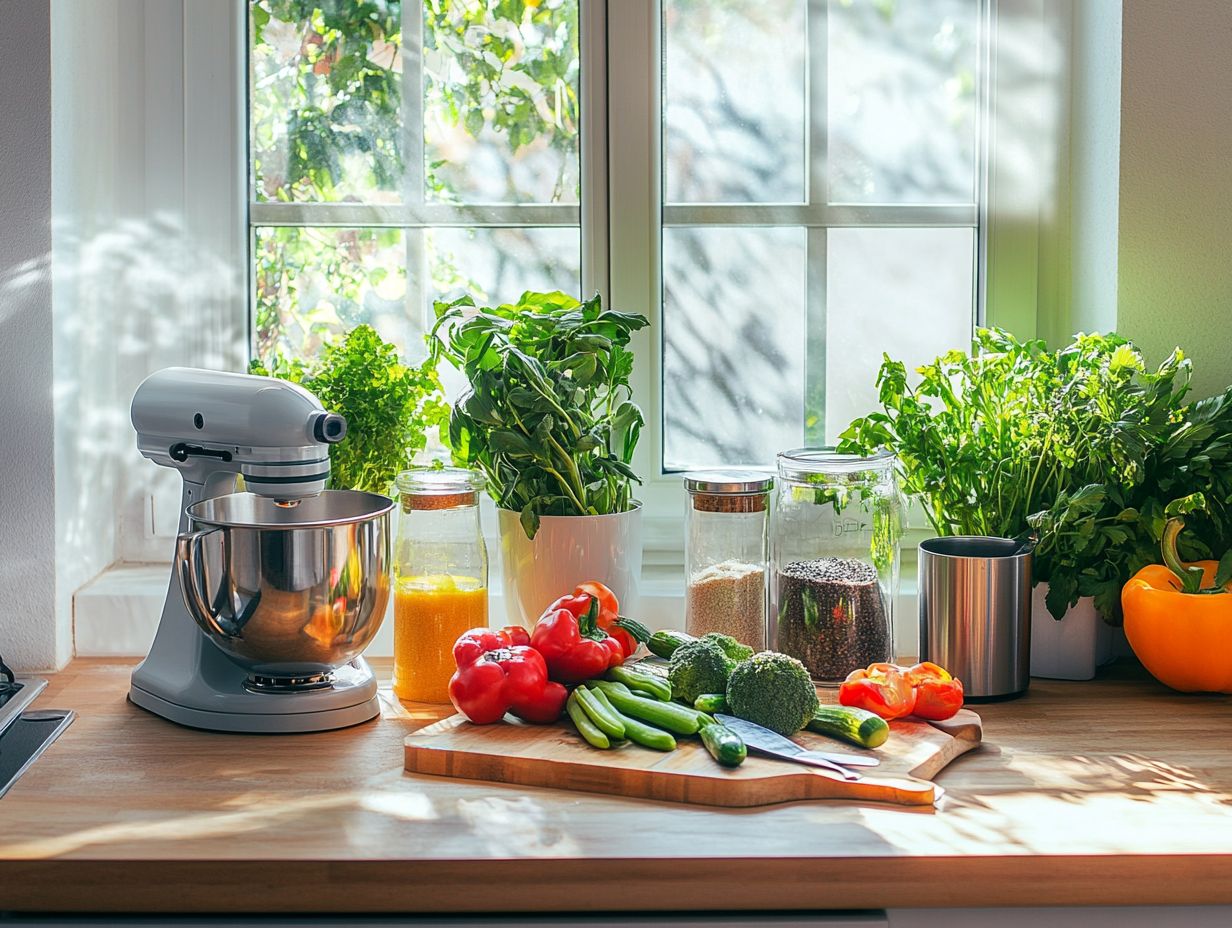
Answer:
1122, 517, 1232, 694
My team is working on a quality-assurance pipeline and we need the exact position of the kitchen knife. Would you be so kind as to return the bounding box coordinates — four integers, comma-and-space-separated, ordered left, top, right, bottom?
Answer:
714, 714, 879, 780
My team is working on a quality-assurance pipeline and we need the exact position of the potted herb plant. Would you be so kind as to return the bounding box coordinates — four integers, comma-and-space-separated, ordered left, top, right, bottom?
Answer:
430, 290, 650, 626
840, 329, 1232, 680
251, 324, 450, 493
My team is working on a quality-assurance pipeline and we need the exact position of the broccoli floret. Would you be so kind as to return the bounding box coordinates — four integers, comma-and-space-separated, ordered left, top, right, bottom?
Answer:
668, 638, 735, 704
701, 632, 754, 663
725, 651, 819, 736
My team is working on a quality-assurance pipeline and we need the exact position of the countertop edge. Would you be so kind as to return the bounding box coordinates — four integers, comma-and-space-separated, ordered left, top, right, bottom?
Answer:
4, 855, 1232, 913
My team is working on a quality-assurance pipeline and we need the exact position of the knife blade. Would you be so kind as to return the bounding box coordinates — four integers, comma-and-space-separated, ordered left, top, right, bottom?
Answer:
714, 714, 878, 780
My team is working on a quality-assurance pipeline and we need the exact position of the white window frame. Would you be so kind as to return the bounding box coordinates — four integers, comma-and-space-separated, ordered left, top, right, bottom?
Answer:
610, 0, 1065, 560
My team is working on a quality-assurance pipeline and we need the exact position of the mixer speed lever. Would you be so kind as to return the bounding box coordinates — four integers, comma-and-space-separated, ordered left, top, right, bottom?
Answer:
169, 443, 234, 463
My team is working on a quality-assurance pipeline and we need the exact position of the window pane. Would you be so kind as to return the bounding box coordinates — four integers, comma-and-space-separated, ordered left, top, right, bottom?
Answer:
828, 0, 979, 204
254, 226, 411, 361
255, 225, 582, 366
428, 227, 581, 303
663, 0, 806, 204
250, 1, 403, 203
663, 227, 806, 470
424, 1, 580, 205
823, 227, 975, 442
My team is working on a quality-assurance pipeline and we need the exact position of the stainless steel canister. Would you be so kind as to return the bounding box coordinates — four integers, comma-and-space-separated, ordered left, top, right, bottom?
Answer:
918, 536, 1031, 699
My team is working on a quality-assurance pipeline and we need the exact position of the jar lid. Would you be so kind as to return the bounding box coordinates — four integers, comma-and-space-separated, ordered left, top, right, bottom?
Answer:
396, 467, 484, 510
682, 470, 774, 494
776, 448, 895, 483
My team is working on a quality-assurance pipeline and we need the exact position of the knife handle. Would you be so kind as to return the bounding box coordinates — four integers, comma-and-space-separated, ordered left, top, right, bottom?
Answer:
792, 753, 862, 781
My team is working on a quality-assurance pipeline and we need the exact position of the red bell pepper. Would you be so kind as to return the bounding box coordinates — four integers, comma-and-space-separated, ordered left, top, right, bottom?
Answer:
839, 662, 918, 720
531, 595, 625, 685
452, 625, 532, 669
561, 581, 651, 658
447, 630, 567, 725
904, 661, 964, 721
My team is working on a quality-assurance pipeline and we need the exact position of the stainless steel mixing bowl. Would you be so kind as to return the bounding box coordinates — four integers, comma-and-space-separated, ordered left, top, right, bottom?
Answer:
177, 490, 394, 678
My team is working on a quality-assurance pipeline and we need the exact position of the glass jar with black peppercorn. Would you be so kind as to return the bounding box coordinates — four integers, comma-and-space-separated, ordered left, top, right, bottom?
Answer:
770, 449, 904, 683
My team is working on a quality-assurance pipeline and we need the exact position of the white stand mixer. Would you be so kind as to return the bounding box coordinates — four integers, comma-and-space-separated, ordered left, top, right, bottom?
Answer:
129, 368, 392, 733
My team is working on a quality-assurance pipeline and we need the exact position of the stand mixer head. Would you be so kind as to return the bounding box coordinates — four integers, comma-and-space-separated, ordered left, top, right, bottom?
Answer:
131, 366, 347, 507
129, 368, 393, 733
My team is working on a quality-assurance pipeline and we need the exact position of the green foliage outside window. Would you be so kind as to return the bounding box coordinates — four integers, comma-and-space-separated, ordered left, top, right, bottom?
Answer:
250, 0, 581, 363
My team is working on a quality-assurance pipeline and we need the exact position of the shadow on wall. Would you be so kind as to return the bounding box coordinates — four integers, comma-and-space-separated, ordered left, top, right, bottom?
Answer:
0, 212, 246, 629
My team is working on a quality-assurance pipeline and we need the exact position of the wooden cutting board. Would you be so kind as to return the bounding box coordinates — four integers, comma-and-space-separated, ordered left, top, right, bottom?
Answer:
404, 703, 982, 808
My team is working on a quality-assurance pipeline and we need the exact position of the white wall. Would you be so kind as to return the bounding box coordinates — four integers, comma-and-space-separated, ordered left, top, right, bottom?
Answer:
52, 0, 247, 577
0, 1, 247, 671
48, 0, 135, 675
1118, 0, 1232, 398
0, 1, 60, 671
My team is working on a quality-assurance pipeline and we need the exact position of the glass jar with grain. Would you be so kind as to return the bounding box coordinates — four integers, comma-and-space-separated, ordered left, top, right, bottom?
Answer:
393, 467, 488, 704
683, 471, 774, 650
771, 449, 904, 684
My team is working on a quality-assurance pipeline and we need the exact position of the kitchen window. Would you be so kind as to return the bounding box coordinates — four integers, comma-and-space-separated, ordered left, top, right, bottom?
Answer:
245, 0, 1031, 496
249, 0, 586, 366
659, 0, 981, 470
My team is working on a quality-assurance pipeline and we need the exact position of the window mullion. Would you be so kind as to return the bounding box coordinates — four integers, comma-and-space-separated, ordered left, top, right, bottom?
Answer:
248, 202, 581, 227
607, 0, 676, 506
662, 203, 978, 227
580, 0, 610, 303
402, 5, 427, 341
804, 0, 829, 446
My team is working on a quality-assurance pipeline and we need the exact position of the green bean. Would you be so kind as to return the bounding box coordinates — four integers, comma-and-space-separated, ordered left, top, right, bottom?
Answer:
611, 710, 676, 751
573, 683, 626, 739
566, 692, 610, 749
585, 684, 625, 724
607, 664, 672, 701
591, 680, 703, 735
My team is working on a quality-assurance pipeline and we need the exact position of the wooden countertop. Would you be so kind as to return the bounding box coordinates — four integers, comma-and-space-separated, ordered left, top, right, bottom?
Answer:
2, 658, 1231, 914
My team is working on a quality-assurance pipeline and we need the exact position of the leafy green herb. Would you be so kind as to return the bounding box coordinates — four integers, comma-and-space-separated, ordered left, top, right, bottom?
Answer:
840, 328, 1232, 621
252, 324, 450, 494
429, 290, 649, 539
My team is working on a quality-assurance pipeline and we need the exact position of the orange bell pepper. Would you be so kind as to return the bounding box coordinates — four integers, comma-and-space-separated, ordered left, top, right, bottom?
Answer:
904, 662, 965, 721
839, 663, 917, 719
1122, 517, 1232, 694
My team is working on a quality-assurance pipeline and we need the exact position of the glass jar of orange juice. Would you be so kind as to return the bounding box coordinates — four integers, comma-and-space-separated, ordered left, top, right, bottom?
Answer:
392, 468, 488, 703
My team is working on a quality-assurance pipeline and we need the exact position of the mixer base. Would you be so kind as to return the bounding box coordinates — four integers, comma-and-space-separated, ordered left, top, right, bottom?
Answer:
129, 683, 381, 733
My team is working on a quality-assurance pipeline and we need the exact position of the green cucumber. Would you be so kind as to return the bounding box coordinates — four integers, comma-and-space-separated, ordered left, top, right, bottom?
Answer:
607, 664, 672, 701
693, 693, 729, 714
806, 705, 890, 749
614, 615, 652, 643
699, 722, 746, 767
590, 681, 703, 735
646, 629, 695, 659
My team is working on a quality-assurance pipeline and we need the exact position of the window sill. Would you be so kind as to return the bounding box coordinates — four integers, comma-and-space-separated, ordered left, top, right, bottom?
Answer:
74, 562, 922, 659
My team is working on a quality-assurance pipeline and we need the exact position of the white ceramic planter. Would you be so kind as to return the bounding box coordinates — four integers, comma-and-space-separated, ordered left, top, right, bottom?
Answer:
497, 504, 643, 627
1029, 583, 1115, 680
